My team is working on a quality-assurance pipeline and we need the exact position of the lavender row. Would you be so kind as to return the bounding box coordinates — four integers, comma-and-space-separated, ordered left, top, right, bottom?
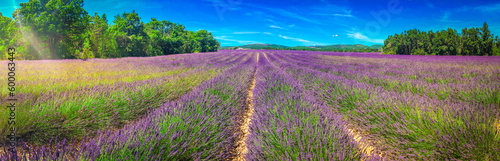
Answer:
85, 52, 256, 160
0, 52, 257, 160
283, 51, 500, 85
275, 51, 500, 107
0, 52, 249, 145
246, 53, 377, 160
265, 51, 500, 160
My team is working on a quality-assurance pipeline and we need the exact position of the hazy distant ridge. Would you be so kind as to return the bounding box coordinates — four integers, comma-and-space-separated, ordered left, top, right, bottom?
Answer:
221, 43, 382, 50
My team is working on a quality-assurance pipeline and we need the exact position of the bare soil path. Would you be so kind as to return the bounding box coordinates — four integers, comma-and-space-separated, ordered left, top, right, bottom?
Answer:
264, 52, 384, 160
347, 125, 384, 159
232, 53, 259, 161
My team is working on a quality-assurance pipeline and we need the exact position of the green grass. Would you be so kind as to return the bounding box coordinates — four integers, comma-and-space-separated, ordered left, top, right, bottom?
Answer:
0, 68, 221, 144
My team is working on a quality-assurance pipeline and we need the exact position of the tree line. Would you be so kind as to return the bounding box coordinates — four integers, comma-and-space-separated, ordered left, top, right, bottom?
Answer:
0, 0, 220, 60
383, 22, 500, 56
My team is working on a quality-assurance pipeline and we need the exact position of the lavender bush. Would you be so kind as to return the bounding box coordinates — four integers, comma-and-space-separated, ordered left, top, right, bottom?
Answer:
246, 53, 379, 160
265, 50, 500, 160
1, 50, 498, 160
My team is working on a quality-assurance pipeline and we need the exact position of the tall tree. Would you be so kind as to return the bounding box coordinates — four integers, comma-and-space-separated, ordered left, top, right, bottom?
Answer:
18, 0, 90, 59
111, 10, 149, 57
480, 22, 493, 56
0, 12, 14, 59
88, 12, 108, 58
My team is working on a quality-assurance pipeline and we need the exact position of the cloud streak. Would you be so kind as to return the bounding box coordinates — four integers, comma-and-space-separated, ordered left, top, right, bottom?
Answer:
277, 34, 326, 46
233, 32, 261, 34
214, 36, 261, 44
333, 13, 353, 17
474, 3, 500, 12
270, 25, 285, 29
245, 3, 321, 24
347, 32, 384, 44
439, 11, 460, 23
278, 35, 311, 43
231, 31, 274, 35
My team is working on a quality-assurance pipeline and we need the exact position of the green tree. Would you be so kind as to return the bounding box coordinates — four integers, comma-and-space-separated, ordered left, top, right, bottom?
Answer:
19, 0, 90, 59
88, 12, 109, 58
383, 23, 496, 56
1, 0, 220, 60
480, 22, 494, 56
0, 12, 14, 59
111, 10, 149, 57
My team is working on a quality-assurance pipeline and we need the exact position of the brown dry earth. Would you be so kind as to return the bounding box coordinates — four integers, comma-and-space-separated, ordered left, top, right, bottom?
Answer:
232, 53, 259, 161
347, 126, 385, 160
262, 52, 385, 160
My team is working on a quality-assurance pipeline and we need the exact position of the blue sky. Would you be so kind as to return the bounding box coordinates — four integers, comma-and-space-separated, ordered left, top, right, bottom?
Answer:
1, 0, 500, 46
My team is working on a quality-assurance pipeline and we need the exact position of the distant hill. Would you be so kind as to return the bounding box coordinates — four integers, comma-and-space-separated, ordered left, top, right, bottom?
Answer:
220, 43, 382, 52
293, 44, 382, 50
220, 44, 289, 49
241, 44, 290, 49
370, 44, 383, 49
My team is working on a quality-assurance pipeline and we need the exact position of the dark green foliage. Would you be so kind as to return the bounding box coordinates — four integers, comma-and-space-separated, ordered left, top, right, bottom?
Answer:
383, 22, 500, 56
0, 0, 220, 60
0, 12, 15, 59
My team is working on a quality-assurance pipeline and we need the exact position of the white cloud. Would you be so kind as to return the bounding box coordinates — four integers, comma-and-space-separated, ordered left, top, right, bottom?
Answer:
230, 32, 274, 35
245, 4, 320, 24
270, 25, 284, 29
233, 32, 261, 34
333, 13, 353, 17
265, 19, 276, 23
347, 32, 384, 44
312, 13, 354, 18
214, 36, 260, 44
310, 5, 354, 18
439, 11, 460, 22
310, 4, 350, 14
276, 35, 327, 46
474, 3, 500, 12
441, 11, 450, 21
278, 35, 311, 43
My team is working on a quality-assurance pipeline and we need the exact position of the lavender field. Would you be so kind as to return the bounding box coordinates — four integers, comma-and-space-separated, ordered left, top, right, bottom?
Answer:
1, 50, 500, 160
